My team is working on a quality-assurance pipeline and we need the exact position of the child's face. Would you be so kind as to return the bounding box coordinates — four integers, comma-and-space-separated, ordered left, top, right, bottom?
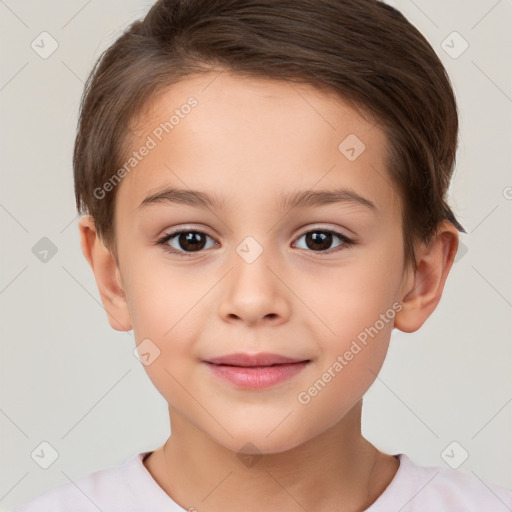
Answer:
112, 72, 411, 453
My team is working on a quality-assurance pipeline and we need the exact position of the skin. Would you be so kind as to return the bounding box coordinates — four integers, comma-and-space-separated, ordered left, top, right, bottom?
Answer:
79, 71, 459, 511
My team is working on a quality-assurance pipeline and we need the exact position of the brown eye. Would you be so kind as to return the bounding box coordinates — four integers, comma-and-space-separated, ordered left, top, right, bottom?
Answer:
294, 229, 353, 253
158, 230, 217, 256
174, 232, 207, 252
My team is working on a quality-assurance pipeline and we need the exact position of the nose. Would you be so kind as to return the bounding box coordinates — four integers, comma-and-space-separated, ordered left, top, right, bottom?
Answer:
217, 241, 291, 327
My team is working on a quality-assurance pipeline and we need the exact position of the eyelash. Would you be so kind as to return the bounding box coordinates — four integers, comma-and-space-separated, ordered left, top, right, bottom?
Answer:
155, 227, 355, 258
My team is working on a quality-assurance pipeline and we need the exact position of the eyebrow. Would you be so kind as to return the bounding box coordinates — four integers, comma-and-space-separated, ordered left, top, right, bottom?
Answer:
139, 186, 378, 214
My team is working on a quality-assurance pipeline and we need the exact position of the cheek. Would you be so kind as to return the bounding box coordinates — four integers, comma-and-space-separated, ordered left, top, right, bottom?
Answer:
123, 263, 202, 406
124, 257, 197, 333
122, 259, 208, 380
296, 242, 402, 390
295, 299, 395, 429
301, 252, 401, 343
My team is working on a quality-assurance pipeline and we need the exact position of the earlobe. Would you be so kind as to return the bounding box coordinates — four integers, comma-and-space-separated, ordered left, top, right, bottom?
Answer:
78, 215, 132, 332
394, 222, 459, 333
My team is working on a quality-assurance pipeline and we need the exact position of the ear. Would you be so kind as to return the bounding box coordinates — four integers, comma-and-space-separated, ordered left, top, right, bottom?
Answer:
394, 221, 460, 333
78, 215, 132, 331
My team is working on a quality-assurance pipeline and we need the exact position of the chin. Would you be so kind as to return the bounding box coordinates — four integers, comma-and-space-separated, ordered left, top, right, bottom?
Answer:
209, 423, 312, 457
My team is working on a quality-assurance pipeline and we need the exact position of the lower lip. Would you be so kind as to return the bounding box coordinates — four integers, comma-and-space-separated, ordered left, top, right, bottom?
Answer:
205, 362, 309, 389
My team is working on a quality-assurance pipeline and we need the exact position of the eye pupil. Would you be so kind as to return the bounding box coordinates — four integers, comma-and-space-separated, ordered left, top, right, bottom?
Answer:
306, 231, 332, 251
179, 232, 206, 252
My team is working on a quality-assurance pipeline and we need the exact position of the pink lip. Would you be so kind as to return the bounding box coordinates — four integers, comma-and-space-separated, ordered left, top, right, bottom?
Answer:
203, 352, 310, 389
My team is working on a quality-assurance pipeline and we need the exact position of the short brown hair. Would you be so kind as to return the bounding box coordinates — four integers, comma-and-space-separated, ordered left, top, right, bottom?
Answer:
73, 0, 465, 268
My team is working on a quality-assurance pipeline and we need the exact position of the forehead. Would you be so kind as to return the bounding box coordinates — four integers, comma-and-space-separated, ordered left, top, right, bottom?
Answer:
117, 71, 400, 218
131, 72, 379, 148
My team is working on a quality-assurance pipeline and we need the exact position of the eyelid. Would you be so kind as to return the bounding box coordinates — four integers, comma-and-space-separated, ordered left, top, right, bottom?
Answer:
156, 224, 216, 241
155, 226, 218, 247
293, 223, 354, 240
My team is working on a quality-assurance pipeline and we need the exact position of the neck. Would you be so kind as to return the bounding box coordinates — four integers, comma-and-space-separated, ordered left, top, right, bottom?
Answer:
144, 401, 398, 512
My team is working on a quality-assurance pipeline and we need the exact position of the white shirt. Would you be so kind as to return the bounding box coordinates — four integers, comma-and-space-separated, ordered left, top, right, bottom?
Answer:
12, 451, 512, 511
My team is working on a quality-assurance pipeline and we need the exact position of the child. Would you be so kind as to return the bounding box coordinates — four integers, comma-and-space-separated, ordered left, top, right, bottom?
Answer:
13, 0, 512, 510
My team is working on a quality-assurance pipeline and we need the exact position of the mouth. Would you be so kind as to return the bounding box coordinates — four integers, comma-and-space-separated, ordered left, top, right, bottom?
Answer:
202, 353, 311, 389
204, 352, 310, 367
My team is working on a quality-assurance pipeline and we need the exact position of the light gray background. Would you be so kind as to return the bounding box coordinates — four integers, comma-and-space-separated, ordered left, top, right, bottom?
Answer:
1, 0, 511, 509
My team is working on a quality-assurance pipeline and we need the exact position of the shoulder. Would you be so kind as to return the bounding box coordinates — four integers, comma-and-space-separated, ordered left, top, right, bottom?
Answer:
11, 452, 149, 512
369, 453, 512, 512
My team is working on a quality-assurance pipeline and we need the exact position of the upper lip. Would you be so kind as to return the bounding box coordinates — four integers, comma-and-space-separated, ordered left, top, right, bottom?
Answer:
204, 352, 309, 367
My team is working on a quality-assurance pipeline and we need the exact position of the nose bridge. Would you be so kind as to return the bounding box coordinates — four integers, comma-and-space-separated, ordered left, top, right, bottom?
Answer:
218, 231, 289, 325
232, 231, 278, 296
